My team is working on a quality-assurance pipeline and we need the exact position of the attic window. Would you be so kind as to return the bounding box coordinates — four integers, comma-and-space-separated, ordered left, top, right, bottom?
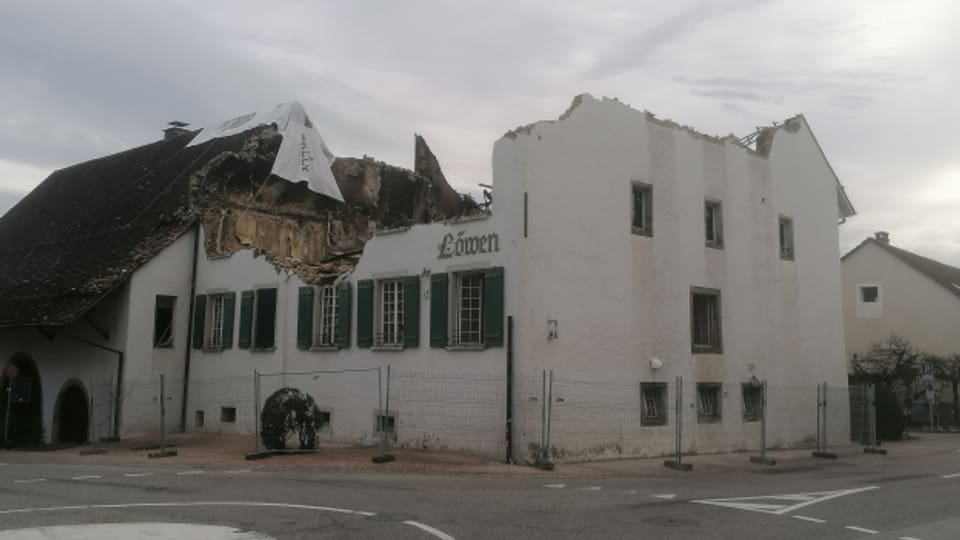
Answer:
860, 286, 879, 303
153, 295, 176, 348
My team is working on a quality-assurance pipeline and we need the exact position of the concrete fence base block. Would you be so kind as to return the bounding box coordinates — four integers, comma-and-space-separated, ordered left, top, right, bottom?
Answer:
664, 460, 693, 471
749, 456, 776, 465
863, 447, 888, 455
812, 451, 837, 459
147, 450, 178, 458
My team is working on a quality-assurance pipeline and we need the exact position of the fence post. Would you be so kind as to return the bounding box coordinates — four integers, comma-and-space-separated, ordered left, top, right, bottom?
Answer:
535, 369, 554, 470
665, 376, 692, 470
863, 383, 887, 454
148, 374, 176, 458
750, 379, 776, 465
372, 365, 396, 463
813, 381, 837, 459
254, 369, 261, 454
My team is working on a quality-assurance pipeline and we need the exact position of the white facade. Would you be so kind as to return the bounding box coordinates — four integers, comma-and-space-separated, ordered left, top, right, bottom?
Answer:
3, 95, 853, 460
842, 239, 960, 358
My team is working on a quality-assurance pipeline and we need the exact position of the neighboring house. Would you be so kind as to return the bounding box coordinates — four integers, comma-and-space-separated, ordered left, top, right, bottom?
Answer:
842, 232, 960, 358
0, 95, 856, 461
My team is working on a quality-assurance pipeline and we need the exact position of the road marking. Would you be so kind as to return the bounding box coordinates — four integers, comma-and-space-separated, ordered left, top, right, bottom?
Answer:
578, 486, 602, 491
625, 490, 639, 495
403, 520, 457, 540
845, 526, 878, 534
793, 515, 827, 523
940, 473, 960, 479
71, 475, 102, 480
124, 473, 154, 478
0, 501, 455, 537
652, 494, 676, 500
225, 469, 253, 474
692, 486, 879, 516
544, 484, 566, 489
176, 470, 205, 476
899, 537, 923, 540
13, 479, 45, 484
0, 523, 274, 539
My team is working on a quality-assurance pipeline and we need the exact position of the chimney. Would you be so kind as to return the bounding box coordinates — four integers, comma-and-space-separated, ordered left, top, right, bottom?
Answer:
163, 120, 191, 140
874, 231, 890, 245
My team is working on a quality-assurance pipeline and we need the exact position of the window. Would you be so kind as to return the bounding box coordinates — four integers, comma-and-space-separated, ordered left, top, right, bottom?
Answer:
697, 383, 722, 422
640, 382, 667, 426
192, 292, 235, 351
239, 288, 277, 350
742, 383, 762, 422
631, 182, 653, 236
779, 216, 794, 260
357, 277, 419, 349
860, 286, 879, 303
207, 294, 226, 348
220, 406, 237, 423
856, 283, 883, 319
378, 279, 404, 347
452, 273, 483, 346
153, 295, 176, 347
297, 284, 351, 350
195, 410, 205, 428
429, 268, 504, 349
318, 411, 332, 430
705, 200, 723, 248
375, 413, 396, 433
691, 288, 722, 353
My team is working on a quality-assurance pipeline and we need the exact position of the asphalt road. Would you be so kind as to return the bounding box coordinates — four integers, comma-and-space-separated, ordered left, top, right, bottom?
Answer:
1, 442, 959, 539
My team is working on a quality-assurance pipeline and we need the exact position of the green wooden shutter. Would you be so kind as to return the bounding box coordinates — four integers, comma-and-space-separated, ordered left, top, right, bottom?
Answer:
192, 295, 206, 349
222, 292, 236, 348
483, 267, 504, 347
239, 290, 254, 349
336, 283, 352, 349
356, 280, 374, 348
297, 286, 314, 350
403, 276, 420, 348
430, 273, 449, 348
254, 288, 277, 349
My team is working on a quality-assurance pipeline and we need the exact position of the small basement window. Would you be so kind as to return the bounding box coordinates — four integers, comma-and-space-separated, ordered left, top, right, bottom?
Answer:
631, 181, 653, 236
220, 406, 237, 423
375, 413, 396, 433
697, 383, 722, 423
640, 383, 667, 426
153, 295, 176, 347
741, 384, 763, 422
318, 411, 332, 430
195, 410, 205, 428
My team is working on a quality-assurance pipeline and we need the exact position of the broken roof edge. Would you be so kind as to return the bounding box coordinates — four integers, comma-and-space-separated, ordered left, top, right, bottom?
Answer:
501, 93, 767, 153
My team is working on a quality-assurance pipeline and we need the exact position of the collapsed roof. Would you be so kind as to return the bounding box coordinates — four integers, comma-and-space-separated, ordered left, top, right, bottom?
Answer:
0, 104, 470, 327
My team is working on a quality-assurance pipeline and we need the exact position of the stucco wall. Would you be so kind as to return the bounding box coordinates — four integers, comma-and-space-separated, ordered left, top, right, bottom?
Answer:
843, 241, 960, 358
492, 96, 849, 458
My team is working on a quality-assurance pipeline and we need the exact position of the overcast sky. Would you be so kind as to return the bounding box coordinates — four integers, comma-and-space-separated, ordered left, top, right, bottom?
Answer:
2, 0, 958, 264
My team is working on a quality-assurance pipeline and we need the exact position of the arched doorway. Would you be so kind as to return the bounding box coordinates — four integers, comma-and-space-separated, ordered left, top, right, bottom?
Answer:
0, 354, 44, 448
55, 382, 89, 444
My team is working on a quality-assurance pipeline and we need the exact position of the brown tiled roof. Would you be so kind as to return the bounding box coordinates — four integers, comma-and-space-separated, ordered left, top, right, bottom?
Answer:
844, 238, 960, 299
0, 128, 272, 327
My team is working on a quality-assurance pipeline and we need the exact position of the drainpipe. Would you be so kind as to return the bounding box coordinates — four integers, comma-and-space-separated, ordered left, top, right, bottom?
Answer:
60, 331, 124, 440
180, 223, 201, 432
505, 315, 514, 464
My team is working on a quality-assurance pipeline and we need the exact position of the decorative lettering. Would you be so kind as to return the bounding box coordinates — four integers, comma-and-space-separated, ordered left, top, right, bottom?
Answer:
437, 230, 499, 259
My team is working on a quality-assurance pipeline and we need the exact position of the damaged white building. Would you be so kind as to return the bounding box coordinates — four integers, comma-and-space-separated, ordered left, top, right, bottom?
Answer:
0, 95, 855, 461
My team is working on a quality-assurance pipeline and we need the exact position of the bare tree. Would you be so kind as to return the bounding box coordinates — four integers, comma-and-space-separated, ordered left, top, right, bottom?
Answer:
932, 354, 960, 427
851, 335, 922, 397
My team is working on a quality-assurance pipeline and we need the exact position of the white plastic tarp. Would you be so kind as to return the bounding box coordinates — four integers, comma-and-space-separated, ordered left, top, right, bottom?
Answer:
188, 102, 344, 202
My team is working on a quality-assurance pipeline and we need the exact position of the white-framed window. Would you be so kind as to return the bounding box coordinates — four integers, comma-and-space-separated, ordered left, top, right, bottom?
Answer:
856, 283, 883, 319
691, 287, 722, 353
705, 200, 723, 248
377, 279, 404, 347
206, 293, 227, 348
779, 216, 794, 260
697, 383, 722, 423
640, 382, 667, 426
314, 286, 339, 347
452, 272, 483, 346
742, 383, 762, 422
631, 181, 653, 236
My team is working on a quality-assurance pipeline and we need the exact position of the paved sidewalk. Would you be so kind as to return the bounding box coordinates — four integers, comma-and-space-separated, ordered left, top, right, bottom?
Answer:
1, 432, 957, 478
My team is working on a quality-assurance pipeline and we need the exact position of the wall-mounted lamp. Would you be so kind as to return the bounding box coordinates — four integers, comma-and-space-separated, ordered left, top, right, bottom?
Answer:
649, 357, 663, 370
421, 268, 432, 277
547, 319, 558, 340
